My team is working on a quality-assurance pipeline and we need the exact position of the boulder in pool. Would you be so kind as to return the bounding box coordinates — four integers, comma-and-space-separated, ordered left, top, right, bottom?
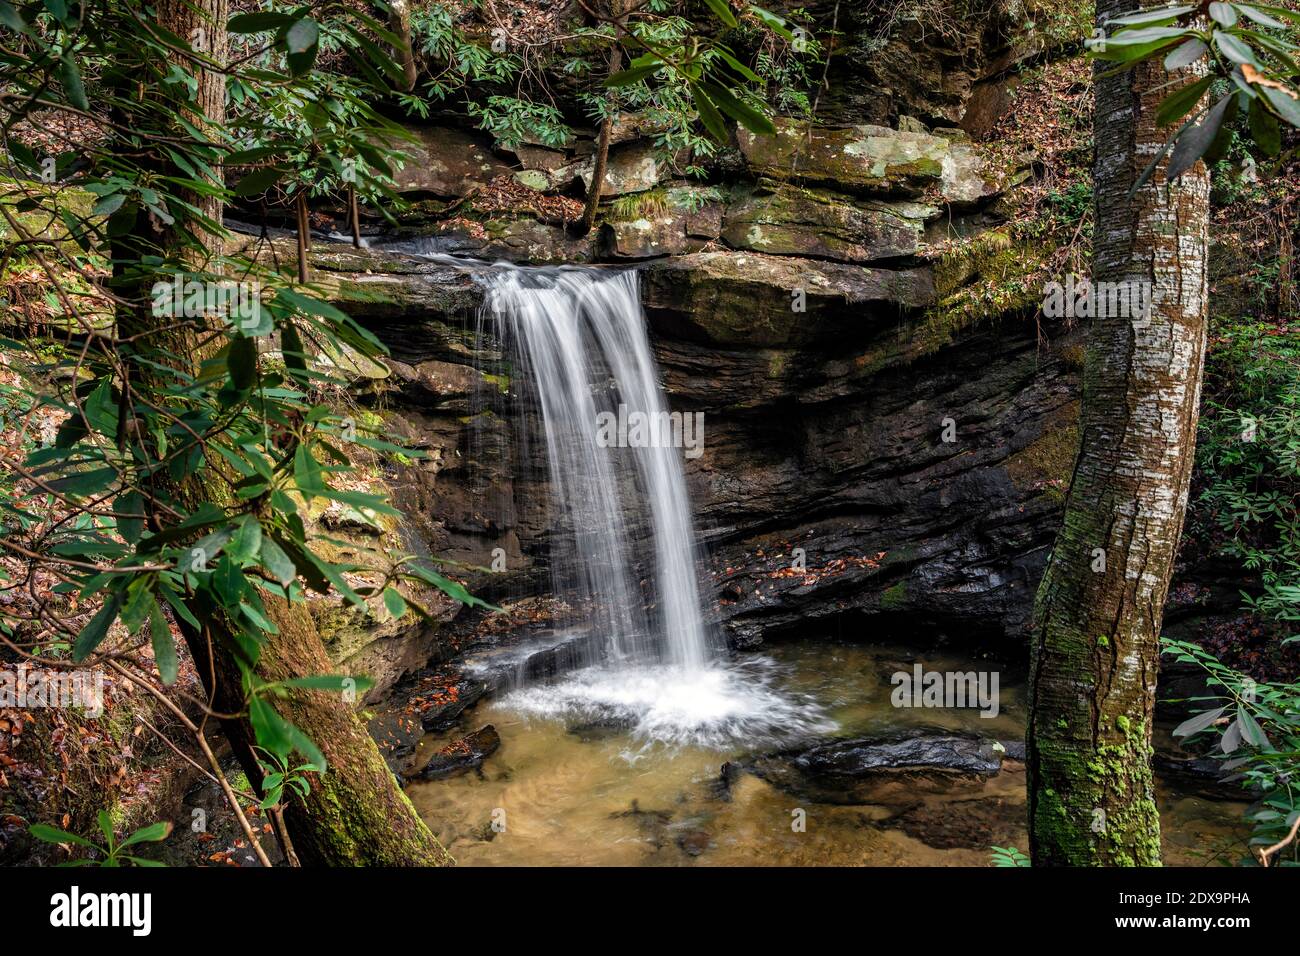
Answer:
744, 732, 1011, 805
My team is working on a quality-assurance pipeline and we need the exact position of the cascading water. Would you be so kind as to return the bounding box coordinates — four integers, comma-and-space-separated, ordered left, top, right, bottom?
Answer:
473, 262, 831, 749
484, 266, 714, 669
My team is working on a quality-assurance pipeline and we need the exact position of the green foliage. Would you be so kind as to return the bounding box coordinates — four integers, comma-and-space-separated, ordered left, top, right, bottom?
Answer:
598, 3, 805, 145
408, 3, 571, 149
1196, 320, 1300, 622
29, 812, 171, 867
0, 1, 484, 786
255, 745, 322, 811
989, 845, 1031, 866
467, 96, 570, 151
1164, 639, 1300, 865
410, 2, 812, 169
1090, 3, 1300, 186
1043, 180, 1094, 227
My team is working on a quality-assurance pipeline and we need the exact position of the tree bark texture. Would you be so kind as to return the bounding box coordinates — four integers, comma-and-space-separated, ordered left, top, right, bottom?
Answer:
1026, 0, 1211, 866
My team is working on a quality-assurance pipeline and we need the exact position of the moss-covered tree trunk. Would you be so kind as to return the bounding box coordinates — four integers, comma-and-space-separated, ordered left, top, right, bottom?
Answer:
253, 599, 452, 865
119, 0, 452, 866
1026, 0, 1210, 866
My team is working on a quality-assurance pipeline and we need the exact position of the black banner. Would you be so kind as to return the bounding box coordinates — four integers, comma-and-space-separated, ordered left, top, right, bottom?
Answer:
2, 865, 1281, 943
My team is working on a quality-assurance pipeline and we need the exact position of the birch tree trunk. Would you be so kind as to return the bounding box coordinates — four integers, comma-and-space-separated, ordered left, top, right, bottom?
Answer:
1026, 0, 1211, 866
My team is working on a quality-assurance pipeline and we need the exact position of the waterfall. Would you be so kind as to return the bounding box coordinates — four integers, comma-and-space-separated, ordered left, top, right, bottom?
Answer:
468, 262, 831, 750
481, 265, 716, 672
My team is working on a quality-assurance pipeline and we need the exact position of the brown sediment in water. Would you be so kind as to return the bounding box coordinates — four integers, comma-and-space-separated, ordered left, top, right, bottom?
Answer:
403, 642, 1250, 866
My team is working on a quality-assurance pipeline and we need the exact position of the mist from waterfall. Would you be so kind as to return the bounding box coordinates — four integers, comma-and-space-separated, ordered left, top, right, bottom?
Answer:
473, 263, 832, 750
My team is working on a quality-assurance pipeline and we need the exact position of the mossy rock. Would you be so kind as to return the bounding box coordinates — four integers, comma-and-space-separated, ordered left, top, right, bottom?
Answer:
736, 119, 1023, 204
909, 231, 1051, 356
722, 184, 931, 262
640, 250, 934, 347
1005, 406, 1081, 503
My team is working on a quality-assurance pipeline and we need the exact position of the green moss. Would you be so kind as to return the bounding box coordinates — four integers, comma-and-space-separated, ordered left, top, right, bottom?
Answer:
915, 231, 1050, 356
0, 176, 96, 242
1032, 716, 1162, 866
880, 580, 907, 609
481, 372, 510, 394
1057, 343, 1087, 372
1005, 410, 1080, 503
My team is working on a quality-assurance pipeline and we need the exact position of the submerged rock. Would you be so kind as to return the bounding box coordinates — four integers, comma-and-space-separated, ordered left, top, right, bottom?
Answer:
745, 732, 1009, 805
417, 725, 501, 780
567, 711, 638, 742
882, 789, 1026, 850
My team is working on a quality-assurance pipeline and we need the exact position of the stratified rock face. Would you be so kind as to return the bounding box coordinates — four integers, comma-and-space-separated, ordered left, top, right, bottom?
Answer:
340, 237, 1076, 653
721, 185, 929, 262
647, 270, 1079, 649
391, 127, 512, 198
736, 120, 1019, 204
642, 251, 936, 346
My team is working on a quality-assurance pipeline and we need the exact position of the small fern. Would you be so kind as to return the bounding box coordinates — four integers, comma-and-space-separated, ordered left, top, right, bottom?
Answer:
990, 845, 1031, 867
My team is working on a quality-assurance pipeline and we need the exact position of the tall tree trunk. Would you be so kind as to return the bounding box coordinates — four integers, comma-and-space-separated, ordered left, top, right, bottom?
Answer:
1026, 0, 1211, 866
575, 3, 624, 236
121, 0, 452, 866
349, 184, 362, 248
295, 190, 311, 283
384, 0, 419, 92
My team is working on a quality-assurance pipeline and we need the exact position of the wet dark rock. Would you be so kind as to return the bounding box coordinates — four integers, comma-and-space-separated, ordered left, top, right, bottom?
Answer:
1154, 752, 1247, 801
999, 739, 1026, 762
419, 677, 489, 732
745, 732, 1008, 805
711, 761, 743, 802
462, 630, 597, 691
369, 706, 427, 774
417, 725, 501, 780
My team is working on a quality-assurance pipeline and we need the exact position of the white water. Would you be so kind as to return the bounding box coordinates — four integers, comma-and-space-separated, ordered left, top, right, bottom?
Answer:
477, 264, 831, 748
